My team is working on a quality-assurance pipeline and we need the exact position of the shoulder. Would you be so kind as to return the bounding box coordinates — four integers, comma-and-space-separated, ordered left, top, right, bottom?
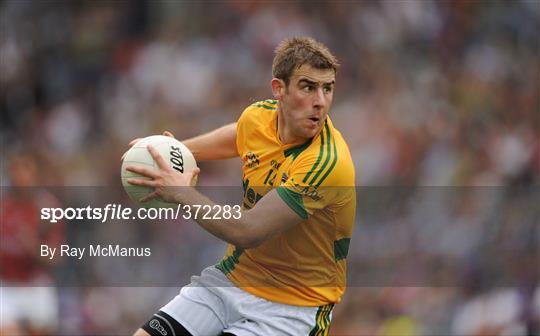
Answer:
238, 99, 278, 125
249, 99, 279, 110
236, 99, 278, 155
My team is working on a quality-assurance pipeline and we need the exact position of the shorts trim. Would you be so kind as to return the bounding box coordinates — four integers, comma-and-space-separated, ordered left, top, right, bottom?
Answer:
308, 303, 334, 336
141, 310, 192, 336
154, 313, 177, 336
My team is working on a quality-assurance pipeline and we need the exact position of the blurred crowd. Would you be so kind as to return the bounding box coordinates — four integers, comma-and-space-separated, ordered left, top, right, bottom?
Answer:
1, 1, 538, 335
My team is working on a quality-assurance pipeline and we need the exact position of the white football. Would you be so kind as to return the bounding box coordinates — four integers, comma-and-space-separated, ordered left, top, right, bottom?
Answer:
121, 135, 197, 208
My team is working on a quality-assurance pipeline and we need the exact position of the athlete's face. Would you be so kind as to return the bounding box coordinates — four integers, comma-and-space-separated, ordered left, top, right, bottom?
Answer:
273, 64, 335, 143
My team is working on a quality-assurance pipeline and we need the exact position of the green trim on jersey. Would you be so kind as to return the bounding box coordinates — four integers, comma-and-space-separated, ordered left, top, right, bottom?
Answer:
216, 247, 244, 275
308, 123, 334, 186
315, 134, 338, 188
276, 187, 308, 220
251, 99, 278, 110
284, 138, 313, 161
251, 103, 276, 110
303, 122, 327, 184
302, 121, 338, 187
334, 238, 351, 261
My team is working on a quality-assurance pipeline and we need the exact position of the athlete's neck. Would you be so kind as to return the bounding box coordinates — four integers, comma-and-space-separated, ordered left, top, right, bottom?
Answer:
277, 111, 304, 145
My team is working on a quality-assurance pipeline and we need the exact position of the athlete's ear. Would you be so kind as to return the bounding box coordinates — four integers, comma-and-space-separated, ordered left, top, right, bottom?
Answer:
271, 78, 285, 99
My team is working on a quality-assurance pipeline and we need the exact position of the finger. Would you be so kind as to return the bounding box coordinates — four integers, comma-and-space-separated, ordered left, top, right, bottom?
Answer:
191, 167, 200, 185
191, 167, 201, 178
140, 191, 158, 203
125, 165, 159, 179
128, 138, 142, 147
162, 131, 175, 138
183, 167, 200, 181
127, 178, 158, 188
147, 145, 170, 171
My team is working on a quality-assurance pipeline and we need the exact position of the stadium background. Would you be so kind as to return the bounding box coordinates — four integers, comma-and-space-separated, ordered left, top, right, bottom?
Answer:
1, 1, 539, 335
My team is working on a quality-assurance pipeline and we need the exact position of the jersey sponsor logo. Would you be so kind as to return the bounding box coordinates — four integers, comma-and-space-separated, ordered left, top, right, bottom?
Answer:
293, 181, 323, 201
281, 173, 288, 183
149, 319, 167, 335
242, 178, 263, 206
244, 151, 260, 168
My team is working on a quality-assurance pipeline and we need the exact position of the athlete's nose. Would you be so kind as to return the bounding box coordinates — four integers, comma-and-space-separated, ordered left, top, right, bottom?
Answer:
313, 87, 326, 110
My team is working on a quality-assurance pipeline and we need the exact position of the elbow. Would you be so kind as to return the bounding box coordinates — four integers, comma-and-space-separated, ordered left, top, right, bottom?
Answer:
229, 221, 265, 249
235, 236, 264, 249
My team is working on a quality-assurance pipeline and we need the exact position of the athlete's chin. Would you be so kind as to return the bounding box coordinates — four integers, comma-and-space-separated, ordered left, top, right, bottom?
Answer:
301, 126, 321, 139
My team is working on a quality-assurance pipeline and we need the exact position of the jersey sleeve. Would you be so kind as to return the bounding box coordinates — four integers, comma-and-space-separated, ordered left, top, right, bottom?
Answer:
277, 140, 350, 220
235, 105, 253, 158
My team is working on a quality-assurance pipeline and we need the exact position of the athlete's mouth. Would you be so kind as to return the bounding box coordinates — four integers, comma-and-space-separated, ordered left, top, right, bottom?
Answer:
309, 117, 319, 122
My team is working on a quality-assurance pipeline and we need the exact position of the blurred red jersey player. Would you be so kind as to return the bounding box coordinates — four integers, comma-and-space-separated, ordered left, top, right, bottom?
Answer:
1, 152, 65, 335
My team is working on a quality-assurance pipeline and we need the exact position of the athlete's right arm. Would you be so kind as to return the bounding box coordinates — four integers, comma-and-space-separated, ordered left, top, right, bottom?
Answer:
182, 122, 238, 161
123, 123, 238, 162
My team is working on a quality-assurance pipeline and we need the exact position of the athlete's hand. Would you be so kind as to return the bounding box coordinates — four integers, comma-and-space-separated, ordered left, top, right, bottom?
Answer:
121, 131, 175, 161
125, 145, 199, 203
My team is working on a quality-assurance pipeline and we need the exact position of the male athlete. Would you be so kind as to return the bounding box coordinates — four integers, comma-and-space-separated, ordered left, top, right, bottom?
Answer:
128, 37, 356, 336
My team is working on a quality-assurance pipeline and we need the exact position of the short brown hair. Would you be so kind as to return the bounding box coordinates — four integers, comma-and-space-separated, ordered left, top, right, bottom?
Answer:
272, 37, 339, 85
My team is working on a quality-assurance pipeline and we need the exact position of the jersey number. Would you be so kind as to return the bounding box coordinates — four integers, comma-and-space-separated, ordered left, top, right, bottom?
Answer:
263, 169, 277, 186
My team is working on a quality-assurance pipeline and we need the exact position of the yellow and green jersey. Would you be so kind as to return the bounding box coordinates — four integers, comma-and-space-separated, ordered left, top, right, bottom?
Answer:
216, 99, 356, 307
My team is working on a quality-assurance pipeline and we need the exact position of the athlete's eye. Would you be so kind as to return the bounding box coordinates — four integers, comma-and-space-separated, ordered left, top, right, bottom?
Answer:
302, 85, 314, 93
323, 86, 333, 94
